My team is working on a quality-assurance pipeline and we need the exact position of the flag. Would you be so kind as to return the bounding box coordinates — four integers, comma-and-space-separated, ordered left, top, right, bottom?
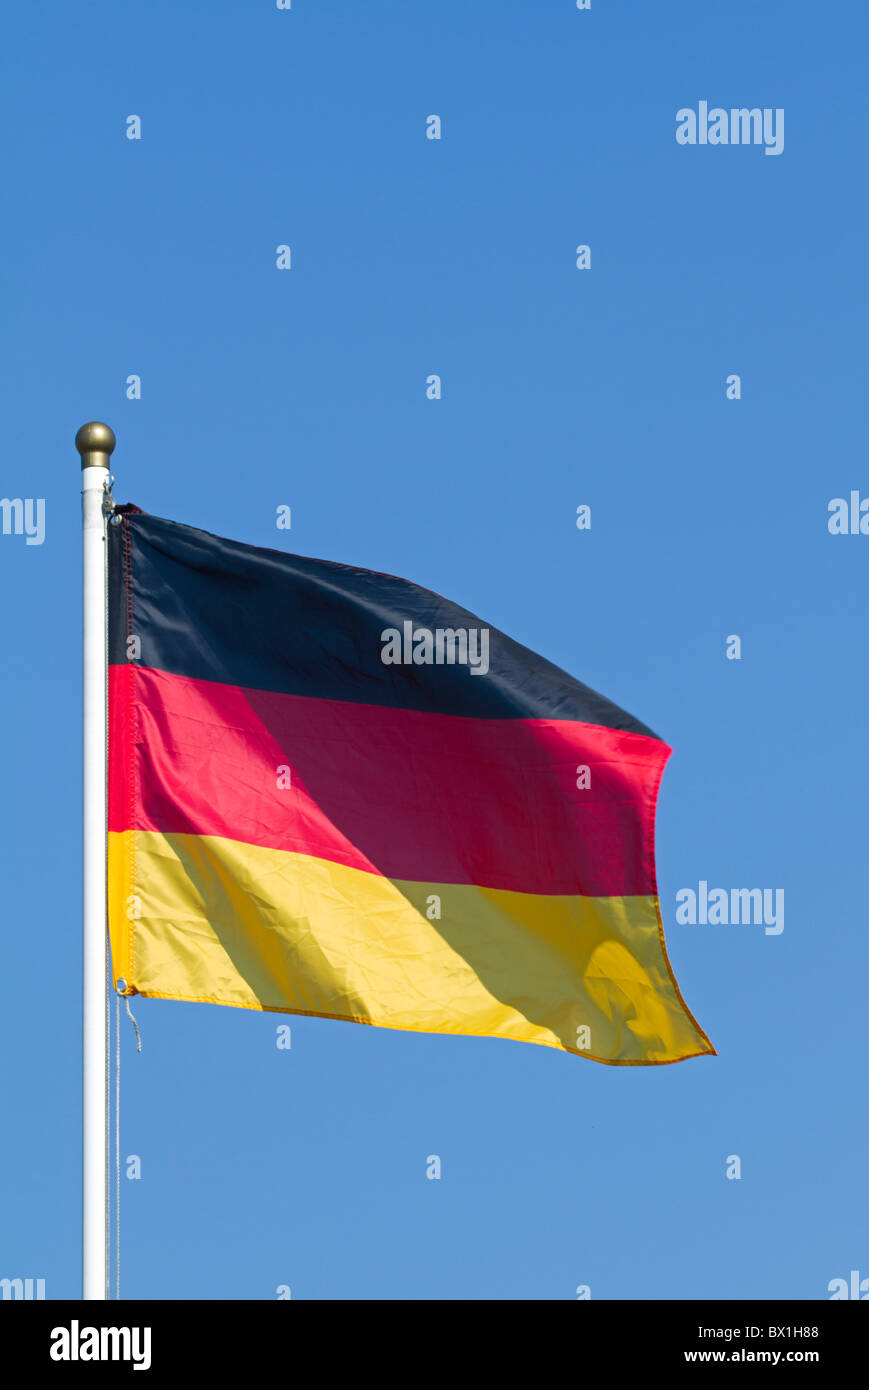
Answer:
107, 507, 714, 1065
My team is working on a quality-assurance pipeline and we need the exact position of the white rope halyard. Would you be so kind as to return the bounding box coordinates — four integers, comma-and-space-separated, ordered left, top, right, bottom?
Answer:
111, 981, 142, 1299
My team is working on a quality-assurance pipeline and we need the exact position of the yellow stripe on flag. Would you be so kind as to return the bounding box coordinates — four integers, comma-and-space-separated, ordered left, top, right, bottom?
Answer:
108, 830, 713, 1065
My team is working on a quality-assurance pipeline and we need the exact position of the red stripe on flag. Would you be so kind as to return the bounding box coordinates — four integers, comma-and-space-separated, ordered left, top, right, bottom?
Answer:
109, 666, 669, 897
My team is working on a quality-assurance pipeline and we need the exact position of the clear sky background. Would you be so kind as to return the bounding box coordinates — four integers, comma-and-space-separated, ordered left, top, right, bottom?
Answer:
2, 0, 867, 1300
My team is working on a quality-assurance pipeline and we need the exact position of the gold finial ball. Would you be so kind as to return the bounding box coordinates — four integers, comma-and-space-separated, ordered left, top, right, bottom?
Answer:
75, 421, 116, 468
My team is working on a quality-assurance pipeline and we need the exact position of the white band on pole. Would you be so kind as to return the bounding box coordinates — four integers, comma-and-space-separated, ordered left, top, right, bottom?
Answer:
78, 423, 115, 1300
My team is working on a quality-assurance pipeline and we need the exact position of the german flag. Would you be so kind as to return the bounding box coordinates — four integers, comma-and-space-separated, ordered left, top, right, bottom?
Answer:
107, 508, 714, 1066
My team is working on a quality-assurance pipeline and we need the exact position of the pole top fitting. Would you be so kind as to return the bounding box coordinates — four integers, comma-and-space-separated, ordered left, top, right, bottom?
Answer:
75, 421, 116, 469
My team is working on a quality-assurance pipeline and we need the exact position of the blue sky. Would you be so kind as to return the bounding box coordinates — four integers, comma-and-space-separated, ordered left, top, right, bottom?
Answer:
1, 0, 867, 1299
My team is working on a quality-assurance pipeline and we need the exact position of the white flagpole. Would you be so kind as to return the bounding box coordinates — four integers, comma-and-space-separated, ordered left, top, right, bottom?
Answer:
76, 421, 116, 1300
